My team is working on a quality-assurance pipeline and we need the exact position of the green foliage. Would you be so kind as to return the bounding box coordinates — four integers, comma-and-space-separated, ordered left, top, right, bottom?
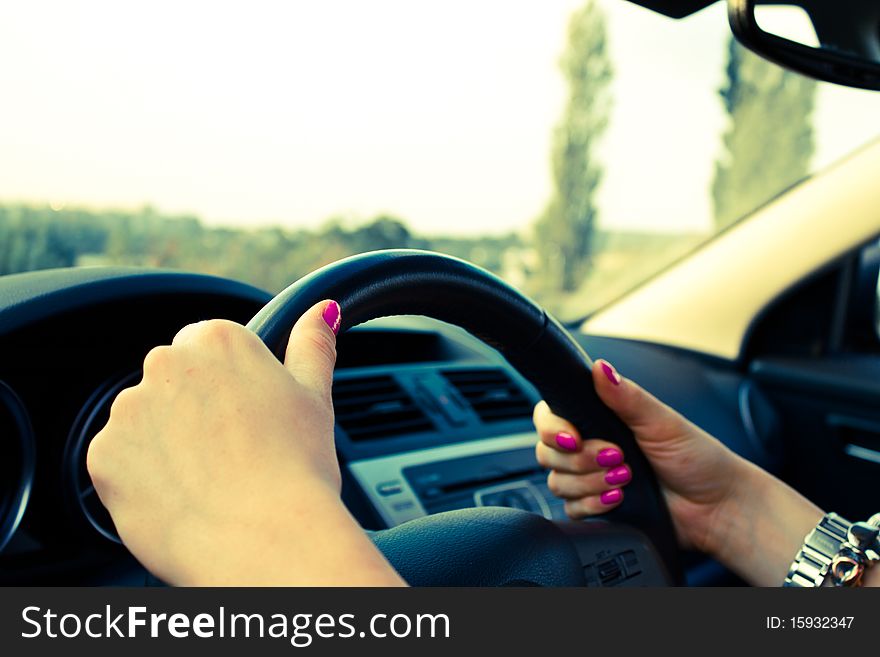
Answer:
0, 205, 83, 274
534, 0, 613, 292
712, 37, 817, 229
0, 203, 520, 293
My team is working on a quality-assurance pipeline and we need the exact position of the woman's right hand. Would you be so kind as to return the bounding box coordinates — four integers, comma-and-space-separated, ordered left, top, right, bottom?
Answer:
534, 359, 759, 556
534, 358, 828, 586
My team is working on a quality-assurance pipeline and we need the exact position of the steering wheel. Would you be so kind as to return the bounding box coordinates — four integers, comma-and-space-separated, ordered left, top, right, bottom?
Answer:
246, 250, 682, 586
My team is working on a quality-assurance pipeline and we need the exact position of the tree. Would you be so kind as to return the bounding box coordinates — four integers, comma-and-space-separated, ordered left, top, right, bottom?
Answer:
0, 201, 522, 294
350, 216, 420, 253
712, 37, 817, 229
0, 206, 77, 274
534, 0, 613, 292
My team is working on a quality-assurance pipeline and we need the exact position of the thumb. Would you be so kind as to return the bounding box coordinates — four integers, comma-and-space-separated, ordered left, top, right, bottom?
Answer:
283, 300, 341, 397
591, 359, 686, 443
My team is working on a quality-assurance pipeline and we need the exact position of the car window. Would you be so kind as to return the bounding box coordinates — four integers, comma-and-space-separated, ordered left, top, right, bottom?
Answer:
1, 0, 879, 320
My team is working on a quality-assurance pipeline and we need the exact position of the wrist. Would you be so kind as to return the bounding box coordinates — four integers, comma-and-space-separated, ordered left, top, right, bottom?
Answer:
704, 458, 823, 586
171, 480, 403, 586
167, 479, 336, 585
699, 453, 761, 563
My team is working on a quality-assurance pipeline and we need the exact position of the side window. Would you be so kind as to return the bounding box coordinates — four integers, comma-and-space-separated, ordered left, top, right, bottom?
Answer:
744, 237, 880, 359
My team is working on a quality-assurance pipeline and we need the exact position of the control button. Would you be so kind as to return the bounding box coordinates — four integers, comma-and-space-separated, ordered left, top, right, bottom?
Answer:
597, 558, 623, 585
391, 500, 415, 512
415, 391, 440, 414
421, 486, 443, 499
436, 392, 469, 425
548, 502, 567, 521
414, 377, 471, 426
583, 564, 599, 587
412, 472, 442, 486
474, 481, 552, 519
481, 490, 536, 513
376, 481, 403, 497
620, 550, 641, 577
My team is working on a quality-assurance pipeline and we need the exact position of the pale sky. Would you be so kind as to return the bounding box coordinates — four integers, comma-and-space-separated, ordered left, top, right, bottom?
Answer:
1, 0, 879, 235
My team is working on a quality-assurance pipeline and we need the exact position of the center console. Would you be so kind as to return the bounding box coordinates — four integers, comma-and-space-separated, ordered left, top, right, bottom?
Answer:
348, 432, 566, 528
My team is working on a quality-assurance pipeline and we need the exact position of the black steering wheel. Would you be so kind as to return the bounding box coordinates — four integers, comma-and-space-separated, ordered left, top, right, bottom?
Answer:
246, 250, 682, 586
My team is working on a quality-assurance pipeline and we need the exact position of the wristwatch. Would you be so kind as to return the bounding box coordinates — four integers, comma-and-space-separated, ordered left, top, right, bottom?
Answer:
783, 513, 851, 587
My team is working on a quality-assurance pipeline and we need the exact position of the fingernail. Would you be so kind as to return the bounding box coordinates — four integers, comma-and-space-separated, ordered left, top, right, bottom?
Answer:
322, 300, 341, 335
600, 488, 623, 505
596, 448, 623, 467
555, 432, 577, 452
600, 361, 622, 386
604, 465, 631, 486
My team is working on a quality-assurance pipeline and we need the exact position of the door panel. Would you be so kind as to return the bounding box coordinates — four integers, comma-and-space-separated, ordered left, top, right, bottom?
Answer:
743, 239, 880, 521
750, 355, 880, 521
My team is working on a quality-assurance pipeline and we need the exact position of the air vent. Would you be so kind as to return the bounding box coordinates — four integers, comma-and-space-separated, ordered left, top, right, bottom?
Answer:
333, 375, 434, 441
442, 368, 532, 423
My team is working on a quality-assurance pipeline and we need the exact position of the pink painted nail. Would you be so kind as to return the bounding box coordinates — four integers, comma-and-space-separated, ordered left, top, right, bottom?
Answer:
604, 465, 631, 486
555, 432, 577, 452
322, 300, 341, 335
596, 448, 623, 467
600, 361, 622, 385
600, 488, 623, 505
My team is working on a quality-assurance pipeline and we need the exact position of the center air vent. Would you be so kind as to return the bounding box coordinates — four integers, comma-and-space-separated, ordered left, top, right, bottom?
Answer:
442, 368, 532, 423
333, 375, 434, 441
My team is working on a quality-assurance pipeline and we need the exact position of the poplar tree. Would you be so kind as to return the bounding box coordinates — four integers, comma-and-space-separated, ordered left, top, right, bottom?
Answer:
712, 37, 817, 228
535, 0, 613, 292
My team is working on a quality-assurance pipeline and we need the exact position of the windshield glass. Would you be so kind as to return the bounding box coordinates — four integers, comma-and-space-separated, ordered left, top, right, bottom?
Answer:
2, 1, 879, 320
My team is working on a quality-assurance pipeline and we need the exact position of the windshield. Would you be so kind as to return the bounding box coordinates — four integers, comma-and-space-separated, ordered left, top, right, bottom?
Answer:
2, 1, 879, 320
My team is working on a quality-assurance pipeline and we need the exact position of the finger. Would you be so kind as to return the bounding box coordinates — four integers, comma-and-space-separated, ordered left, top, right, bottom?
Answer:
171, 320, 208, 346
592, 359, 684, 440
533, 401, 583, 452
283, 300, 340, 397
86, 427, 126, 509
547, 466, 632, 500
535, 439, 624, 474
170, 320, 264, 358
563, 489, 624, 518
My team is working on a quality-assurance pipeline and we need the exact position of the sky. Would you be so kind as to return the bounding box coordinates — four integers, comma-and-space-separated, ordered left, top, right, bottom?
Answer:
1, 0, 879, 236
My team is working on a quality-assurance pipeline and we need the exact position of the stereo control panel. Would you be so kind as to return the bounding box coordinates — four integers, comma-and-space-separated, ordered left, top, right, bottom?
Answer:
348, 432, 564, 528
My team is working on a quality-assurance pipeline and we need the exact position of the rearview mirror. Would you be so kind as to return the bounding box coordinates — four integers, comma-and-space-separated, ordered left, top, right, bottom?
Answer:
728, 0, 880, 91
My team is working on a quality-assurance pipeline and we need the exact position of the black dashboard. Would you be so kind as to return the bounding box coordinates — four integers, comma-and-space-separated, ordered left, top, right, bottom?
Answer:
0, 268, 776, 586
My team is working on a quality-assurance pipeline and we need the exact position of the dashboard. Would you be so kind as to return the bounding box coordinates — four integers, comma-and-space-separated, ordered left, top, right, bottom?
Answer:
0, 268, 776, 585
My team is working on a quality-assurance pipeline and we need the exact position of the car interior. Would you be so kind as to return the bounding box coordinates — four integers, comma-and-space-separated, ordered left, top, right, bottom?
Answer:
1, 0, 879, 586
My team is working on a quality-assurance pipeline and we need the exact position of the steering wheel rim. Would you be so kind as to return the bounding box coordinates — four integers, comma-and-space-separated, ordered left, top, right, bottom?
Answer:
246, 249, 683, 585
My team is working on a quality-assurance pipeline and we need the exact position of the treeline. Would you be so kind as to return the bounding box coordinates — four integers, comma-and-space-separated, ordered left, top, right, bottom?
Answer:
0, 203, 522, 293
